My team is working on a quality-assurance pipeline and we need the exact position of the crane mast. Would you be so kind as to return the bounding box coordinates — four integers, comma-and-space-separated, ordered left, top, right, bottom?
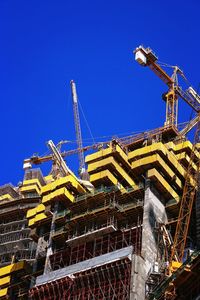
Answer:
70, 80, 87, 179
170, 113, 200, 264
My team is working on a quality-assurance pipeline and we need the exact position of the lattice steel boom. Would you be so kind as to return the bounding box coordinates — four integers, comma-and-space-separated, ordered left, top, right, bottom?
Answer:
70, 80, 86, 177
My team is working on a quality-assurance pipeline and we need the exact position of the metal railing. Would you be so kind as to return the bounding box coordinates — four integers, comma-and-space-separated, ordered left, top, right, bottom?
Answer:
0, 231, 31, 244
0, 203, 37, 215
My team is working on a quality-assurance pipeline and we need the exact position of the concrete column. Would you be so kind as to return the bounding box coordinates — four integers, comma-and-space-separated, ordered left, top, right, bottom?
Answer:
130, 254, 146, 300
142, 180, 167, 268
130, 179, 167, 300
30, 227, 46, 288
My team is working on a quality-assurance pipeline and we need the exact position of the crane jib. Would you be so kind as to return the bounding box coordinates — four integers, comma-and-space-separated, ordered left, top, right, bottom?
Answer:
175, 86, 200, 113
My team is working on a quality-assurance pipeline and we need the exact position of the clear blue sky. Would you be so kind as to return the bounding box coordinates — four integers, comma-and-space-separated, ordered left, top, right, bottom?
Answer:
1, 0, 200, 185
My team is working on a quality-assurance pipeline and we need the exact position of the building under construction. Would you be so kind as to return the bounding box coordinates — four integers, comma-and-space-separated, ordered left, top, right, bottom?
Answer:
0, 46, 200, 300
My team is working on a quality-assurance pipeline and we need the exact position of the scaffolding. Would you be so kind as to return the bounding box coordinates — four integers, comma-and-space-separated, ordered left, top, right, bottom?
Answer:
0, 182, 40, 271
0, 184, 19, 198
23, 168, 46, 186
29, 258, 131, 300
50, 226, 141, 270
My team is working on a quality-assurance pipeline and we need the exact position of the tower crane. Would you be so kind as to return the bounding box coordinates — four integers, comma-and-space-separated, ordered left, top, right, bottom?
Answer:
23, 122, 198, 172
134, 46, 200, 130
70, 80, 88, 180
23, 142, 105, 170
134, 45, 200, 277
23, 81, 92, 179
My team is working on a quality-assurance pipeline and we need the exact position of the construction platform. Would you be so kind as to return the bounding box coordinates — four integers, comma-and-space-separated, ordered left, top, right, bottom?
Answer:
0, 130, 199, 299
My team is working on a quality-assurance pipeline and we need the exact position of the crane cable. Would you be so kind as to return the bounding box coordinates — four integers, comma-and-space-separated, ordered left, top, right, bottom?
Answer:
78, 97, 96, 145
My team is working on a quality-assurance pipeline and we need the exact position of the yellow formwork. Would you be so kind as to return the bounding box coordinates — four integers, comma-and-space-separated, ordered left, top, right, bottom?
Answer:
90, 170, 125, 191
0, 262, 26, 298
34, 212, 47, 222
128, 142, 187, 175
168, 140, 199, 161
173, 141, 193, 153
28, 218, 35, 227
27, 186, 75, 228
128, 142, 164, 162
41, 175, 85, 195
196, 142, 200, 149
27, 212, 35, 226
113, 144, 130, 164
26, 203, 45, 219
128, 141, 198, 180
86, 144, 129, 166
20, 184, 40, 195
0, 261, 25, 277
131, 153, 185, 189
28, 212, 48, 227
27, 204, 47, 227
175, 151, 190, 163
36, 203, 45, 213
22, 178, 42, 188
44, 175, 54, 183
88, 157, 137, 188
86, 147, 113, 164
165, 141, 176, 151
165, 141, 198, 173
20, 178, 42, 195
0, 287, 8, 297
0, 276, 10, 287
147, 168, 180, 201
42, 187, 74, 204
0, 194, 13, 202
26, 207, 37, 219
175, 152, 198, 172
90, 170, 118, 185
